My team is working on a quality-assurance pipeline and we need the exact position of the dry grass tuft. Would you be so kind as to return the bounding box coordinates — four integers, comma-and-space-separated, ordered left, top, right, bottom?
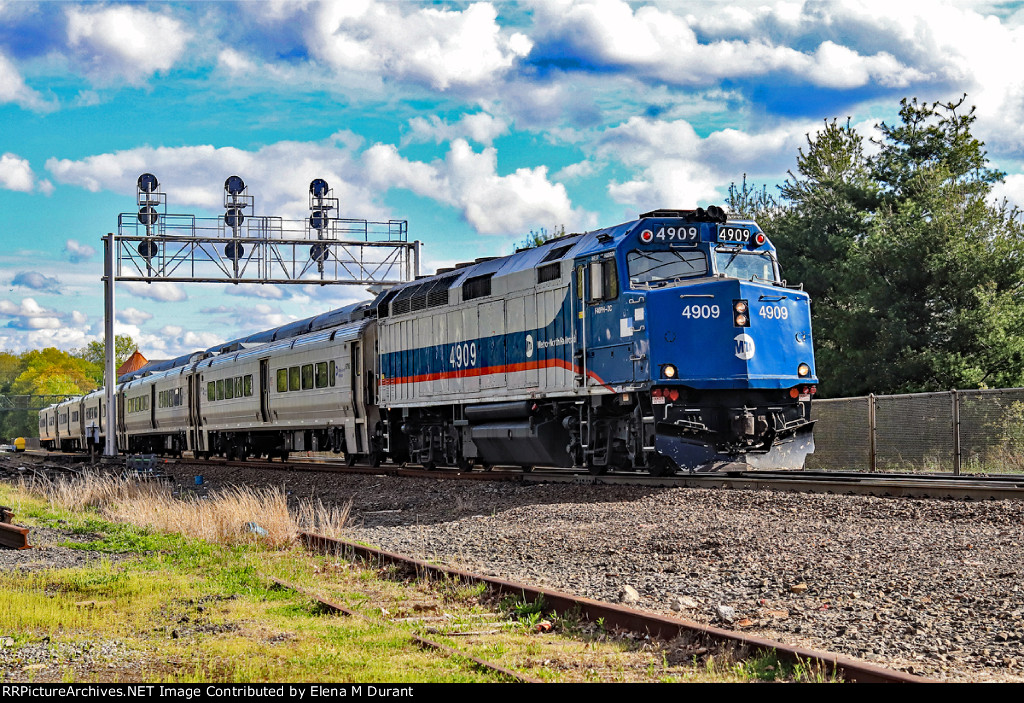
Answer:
23, 472, 352, 549
293, 497, 353, 539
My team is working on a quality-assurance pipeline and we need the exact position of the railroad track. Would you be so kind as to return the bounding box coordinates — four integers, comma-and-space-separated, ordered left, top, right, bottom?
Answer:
264, 575, 542, 683
0, 506, 30, 550
298, 531, 929, 683
25, 449, 1024, 499
148, 452, 1024, 501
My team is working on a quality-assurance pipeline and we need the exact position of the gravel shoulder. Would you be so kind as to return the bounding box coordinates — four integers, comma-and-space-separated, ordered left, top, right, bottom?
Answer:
5, 453, 1024, 682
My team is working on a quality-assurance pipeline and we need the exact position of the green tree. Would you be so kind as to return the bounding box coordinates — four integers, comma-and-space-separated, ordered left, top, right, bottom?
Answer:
75, 334, 138, 384
0, 352, 22, 392
857, 97, 1024, 392
515, 225, 566, 251
11, 348, 97, 397
767, 97, 1024, 396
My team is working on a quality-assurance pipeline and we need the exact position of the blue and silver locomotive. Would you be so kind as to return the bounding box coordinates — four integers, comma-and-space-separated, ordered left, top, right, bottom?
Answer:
373, 206, 816, 473
43, 206, 816, 475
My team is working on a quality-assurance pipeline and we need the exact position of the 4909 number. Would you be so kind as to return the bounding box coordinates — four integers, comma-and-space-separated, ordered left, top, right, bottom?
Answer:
449, 342, 478, 369
681, 304, 720, 319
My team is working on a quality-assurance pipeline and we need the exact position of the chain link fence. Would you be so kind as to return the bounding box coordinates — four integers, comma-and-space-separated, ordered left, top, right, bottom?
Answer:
807, 388, 1024, 473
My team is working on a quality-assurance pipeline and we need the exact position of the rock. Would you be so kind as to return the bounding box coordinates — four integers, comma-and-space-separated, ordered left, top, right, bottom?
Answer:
789, 583, 808, 594
619, 585, 640, 604
716, 605, 736, 623
670, 595, 699, 611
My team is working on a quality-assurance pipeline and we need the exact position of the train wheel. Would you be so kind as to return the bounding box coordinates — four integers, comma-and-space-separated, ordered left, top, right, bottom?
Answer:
279, 450, 289, 462
520, 465, 535, 473
346, 453, 359, 467
456, 456, 473, 472
422, 461, 437, 471
587, 463, 608, 476
648, 456, 677, 477
370, 452, 382, 468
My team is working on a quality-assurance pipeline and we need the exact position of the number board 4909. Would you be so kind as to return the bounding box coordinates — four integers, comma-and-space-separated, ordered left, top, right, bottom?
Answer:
718, 226, 750, 242
639, 226, 699, 243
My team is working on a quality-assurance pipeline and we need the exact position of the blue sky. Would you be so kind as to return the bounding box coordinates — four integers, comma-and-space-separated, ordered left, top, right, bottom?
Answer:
2, 0, 1024, 359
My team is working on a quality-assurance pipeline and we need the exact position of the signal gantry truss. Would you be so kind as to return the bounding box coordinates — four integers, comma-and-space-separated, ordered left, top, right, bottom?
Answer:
116, 174, 420, 286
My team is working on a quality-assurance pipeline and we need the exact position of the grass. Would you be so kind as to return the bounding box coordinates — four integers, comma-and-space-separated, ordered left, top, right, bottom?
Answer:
0, 475, 841, 683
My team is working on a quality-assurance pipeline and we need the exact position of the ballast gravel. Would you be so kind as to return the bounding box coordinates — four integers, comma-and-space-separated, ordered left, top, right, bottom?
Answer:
176, 461, 1024, 683
5, 455, 1024, 682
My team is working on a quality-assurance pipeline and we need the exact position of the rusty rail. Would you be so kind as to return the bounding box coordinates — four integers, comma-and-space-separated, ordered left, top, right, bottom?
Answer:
299, 532, 931, 683
266, 575, 540, 683
0, 506, 30, 549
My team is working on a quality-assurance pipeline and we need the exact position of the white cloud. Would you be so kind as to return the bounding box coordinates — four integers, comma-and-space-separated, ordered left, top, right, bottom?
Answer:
64, 240, 97, 263
0, 297, 73, 332
596, 116, 812, 209
527, 0, 927, 90
130, 325, 224, 359
363, 139, 594, 235
122, 281, 187, 303
47, 132, 594, 236
45, 132, 381, 220
0, 51, 53, 111
65, 4, 192, 85
307, 1, 531, 92
12, 271, 61, 294
405, 112, 510, 146
553, 160, 600, 181
223, 283, 285, 300
0, 153, 35, 192
199, 303, 296, 331
117, 307, 153, 325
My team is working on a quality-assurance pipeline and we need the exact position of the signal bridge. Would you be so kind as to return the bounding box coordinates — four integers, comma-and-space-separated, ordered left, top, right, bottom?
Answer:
116, 174, 420, 286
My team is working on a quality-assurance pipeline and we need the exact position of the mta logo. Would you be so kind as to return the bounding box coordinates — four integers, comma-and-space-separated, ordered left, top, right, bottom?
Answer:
734, 333, 755, 360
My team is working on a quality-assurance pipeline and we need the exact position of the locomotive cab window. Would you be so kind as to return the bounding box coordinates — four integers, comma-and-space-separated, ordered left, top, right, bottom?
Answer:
714, 249, 778, 282
628, 249, 708, 288
587, 258, 618, 302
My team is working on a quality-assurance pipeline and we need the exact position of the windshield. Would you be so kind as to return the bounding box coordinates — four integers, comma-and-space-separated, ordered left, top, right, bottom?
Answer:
714, 250, 778, 282
627, 249, 708, 287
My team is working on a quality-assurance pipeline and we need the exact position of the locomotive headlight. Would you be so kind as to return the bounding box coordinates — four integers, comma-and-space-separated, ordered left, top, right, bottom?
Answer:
661, 364, 678, 379
798, 363, 811, 377
733, 299, 750, 327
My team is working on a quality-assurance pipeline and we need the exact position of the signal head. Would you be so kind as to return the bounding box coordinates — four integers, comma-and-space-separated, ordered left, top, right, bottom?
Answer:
137, 173, 159, 193
224, 175, 246, 195
224, 208, 244, 228
310, 178, 330, 198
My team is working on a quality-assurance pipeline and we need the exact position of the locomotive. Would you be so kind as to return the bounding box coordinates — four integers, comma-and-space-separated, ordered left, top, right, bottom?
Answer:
39, 206, 817, 474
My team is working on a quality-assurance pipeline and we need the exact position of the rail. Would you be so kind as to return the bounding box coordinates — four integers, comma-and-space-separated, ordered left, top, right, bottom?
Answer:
298, 532, 930, 683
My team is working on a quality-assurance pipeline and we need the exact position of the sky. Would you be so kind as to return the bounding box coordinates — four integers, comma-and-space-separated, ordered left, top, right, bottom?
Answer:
2, 0, 1024, 360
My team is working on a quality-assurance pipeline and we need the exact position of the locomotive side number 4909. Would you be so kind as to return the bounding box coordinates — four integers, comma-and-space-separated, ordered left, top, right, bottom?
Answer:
681, 304, 720, 319
759, 305, 789, 320
449, 342, 478, 369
